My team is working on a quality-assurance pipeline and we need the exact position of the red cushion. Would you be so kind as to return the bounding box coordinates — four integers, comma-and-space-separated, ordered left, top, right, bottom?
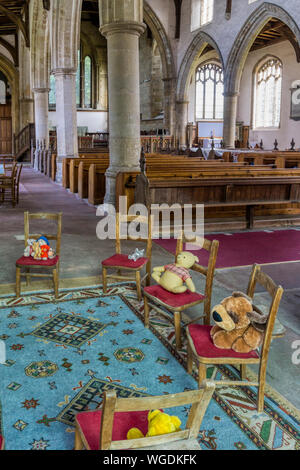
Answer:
76, 409, 149, 450
144, 285, 205, 308
102, 254, 148, 269
0, 435, 3, 450
16, 255, 59, 267
188, 325, 260, 359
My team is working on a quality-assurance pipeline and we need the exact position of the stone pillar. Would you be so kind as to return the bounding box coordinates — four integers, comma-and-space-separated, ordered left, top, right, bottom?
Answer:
53, 68, 78, 184
33, 88, 50, 148
223, 92, 238, 149
163, 77, 176, 137
99, 0, 146, 205
176, 100, 189, 149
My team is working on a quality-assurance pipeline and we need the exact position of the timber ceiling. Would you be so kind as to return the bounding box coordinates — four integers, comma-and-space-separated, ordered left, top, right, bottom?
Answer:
250, 18, 300, 61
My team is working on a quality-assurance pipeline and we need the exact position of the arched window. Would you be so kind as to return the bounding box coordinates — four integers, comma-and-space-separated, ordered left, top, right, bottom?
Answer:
195, 62, 224, 120
254, 57, 282, 128
49, 46, 94, 109
0, 71, 9, 104
84, 56, 92, 108
49, 74, 56, 108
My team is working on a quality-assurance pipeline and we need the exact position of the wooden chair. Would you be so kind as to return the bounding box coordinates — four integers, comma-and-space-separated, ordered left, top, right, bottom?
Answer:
15, 164, 23, 205
16, 212, 62, 299
0, 162, 17, 206
143, 235, 219, 350
102, 212, 152, 300
74, 383, 215, 450
186, 264, 284, 412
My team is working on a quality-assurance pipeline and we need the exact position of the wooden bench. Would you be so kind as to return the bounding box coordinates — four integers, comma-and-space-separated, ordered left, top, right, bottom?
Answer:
134, 168, 300, 228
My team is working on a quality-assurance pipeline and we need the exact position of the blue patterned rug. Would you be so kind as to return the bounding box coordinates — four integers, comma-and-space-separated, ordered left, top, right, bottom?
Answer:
0, 284, 299, 450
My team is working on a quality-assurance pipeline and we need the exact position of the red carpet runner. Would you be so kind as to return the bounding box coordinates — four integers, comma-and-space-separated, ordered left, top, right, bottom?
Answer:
154, 229, 300, 268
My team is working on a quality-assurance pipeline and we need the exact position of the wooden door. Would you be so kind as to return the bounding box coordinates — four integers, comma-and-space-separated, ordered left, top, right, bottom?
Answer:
0, 104, 12, 154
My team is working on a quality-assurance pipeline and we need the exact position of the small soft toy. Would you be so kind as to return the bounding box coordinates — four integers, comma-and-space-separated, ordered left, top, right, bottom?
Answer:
24, 239, 36, 257
152, 251, 199, 293
211, 292, 269, 353
128, 248, 145, 262
127, 410, 181, 440
26, 236, 55, 261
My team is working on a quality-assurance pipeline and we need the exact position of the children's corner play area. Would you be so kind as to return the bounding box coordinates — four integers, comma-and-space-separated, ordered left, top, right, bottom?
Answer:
0, 205, 299, 451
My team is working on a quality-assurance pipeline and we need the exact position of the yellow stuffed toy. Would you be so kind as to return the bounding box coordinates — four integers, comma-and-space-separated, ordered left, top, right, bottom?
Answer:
127, 410, 181, 440
152, 251, 199, 294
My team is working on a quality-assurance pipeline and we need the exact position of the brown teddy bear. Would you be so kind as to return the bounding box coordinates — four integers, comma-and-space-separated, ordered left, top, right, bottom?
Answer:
211, 292, 268, 353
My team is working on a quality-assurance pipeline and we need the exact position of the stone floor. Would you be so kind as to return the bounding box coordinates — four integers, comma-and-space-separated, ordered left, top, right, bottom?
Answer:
0, 167, 299, 410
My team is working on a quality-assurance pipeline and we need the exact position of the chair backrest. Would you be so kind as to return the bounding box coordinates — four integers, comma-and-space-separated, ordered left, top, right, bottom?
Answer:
16, 164, 23, 186
246, 264, 284, 357
115, 212, 152, 260
175, 234, 219, 322
99, 381, 215, 450
24, 212, 62, 256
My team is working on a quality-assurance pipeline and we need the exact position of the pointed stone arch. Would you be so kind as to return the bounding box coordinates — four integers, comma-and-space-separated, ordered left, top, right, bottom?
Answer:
30, 0, 50, 89
177, 32, 224, 102
143, 1, 176, 81
225, 2, 300, 94
0, 54, 19, 136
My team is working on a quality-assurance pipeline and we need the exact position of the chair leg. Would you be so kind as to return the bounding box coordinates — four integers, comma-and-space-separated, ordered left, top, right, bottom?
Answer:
174, 311, 182, 350
16, 267, 21, 298
74, 424, 84, 450
136, 270, 141, 301
53, 268, 59, 299
198, 364, 207, 388
144, 296, 150, 328
187, 341, 193, 374
257, 363, 267, 413
102, 267, 107, 293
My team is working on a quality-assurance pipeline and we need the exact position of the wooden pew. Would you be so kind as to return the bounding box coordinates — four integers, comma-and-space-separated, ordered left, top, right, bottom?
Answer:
134, 167, 300, 229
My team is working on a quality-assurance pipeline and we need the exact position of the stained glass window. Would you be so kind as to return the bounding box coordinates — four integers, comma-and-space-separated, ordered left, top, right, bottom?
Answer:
196, 63, 224, 120
254, 58, 282, 128
49, 74, 56, 108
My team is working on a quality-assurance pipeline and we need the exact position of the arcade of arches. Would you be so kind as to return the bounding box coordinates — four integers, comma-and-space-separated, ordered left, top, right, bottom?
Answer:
0, 0, 300, 451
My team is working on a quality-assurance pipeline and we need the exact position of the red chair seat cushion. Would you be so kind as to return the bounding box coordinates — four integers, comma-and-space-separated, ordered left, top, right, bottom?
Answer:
16, 255, 59, 267
102, 254, 148, 269
144, 285, 205, 308
188, 325, 260, 359
76, 409, 149, 450
0, 435, 4, 450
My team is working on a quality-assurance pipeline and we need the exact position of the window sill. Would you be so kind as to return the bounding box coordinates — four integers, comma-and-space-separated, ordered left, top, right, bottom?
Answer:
253, 127, 280, 131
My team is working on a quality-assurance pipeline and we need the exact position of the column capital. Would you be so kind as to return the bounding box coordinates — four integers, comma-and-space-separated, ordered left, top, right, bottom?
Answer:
176, 100, 189, 105
100, 21, 146, 38
32, 87, 50, 94
52, 67, 77, 77
223, 91, 239, 98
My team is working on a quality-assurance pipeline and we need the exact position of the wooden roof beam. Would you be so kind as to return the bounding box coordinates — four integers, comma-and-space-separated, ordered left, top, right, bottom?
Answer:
0, 3, 29, 47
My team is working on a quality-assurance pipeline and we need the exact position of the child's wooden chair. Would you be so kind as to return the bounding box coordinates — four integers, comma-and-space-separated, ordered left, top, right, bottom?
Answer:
143, 235, 219, 349
74, 383, 215, 450
102, 212, 152, 300
186, 264, 284, 412
16, 212, 62, 299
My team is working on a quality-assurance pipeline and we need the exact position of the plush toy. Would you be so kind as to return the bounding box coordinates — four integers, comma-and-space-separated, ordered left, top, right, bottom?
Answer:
24, 239, 36, 257
24, 236, 55, 261
128, 248, 145, 262
211, 292, 269, 353
127, 409, 181, 440
152, 251, 199, 294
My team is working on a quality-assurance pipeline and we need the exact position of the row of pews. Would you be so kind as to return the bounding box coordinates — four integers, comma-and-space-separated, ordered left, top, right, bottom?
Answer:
35, 148, 300, 229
